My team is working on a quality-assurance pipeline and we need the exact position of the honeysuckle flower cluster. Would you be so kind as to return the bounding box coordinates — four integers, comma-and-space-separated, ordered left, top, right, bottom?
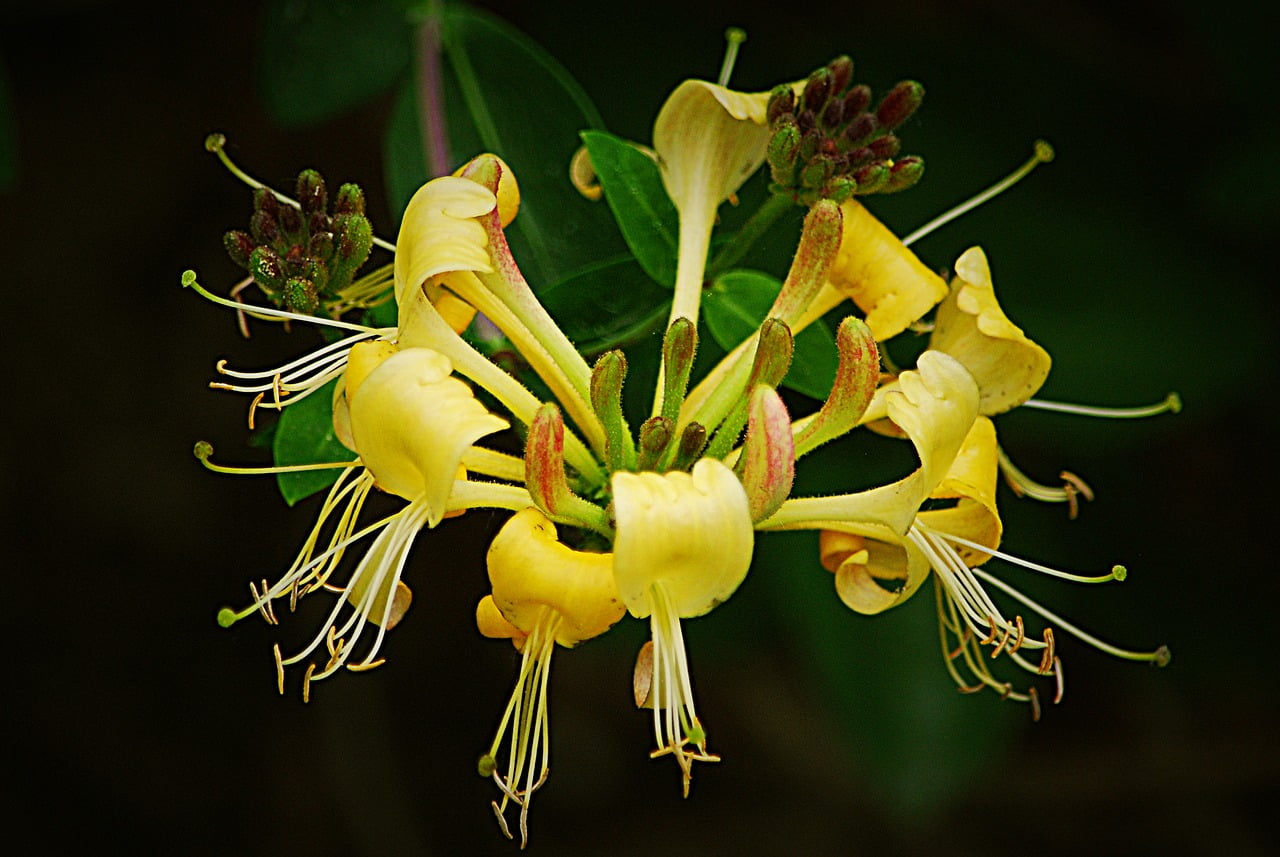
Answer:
188, 48, 1175, 847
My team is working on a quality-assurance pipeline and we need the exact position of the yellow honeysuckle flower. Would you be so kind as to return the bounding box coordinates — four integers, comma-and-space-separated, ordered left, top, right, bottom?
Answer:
819, 415, 999, 615
825, 198, 949, 342
611, 458, 754, 795
654, 79, 778, 329
857, 246, 1051, 427
393, 174, 498, 329
349, 345, 509, 526
926, 246, 1051, 414
476, 507, 623, 846
758, 350, 980, 546
212, 342, 516, 700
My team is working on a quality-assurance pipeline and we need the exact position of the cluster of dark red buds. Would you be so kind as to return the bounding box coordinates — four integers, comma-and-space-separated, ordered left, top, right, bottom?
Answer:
222, 169, 374, 316
766, 56, 925, 206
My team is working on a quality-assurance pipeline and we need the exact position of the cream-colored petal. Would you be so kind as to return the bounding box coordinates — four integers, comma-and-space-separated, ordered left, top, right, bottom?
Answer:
349, 347, 508, 524
393, 176, 497, 307
485, 507, 624, 647
612, 458, 754, 619
654, 80, 773, 227
919, 415, 1002, 566
760, 350, 979, 536
826, 199, 948, 342
930, 247, 1051, 414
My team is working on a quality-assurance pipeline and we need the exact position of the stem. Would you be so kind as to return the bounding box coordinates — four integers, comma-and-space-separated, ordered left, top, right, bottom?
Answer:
414, 0, 451, 178
705, 193, 794, 280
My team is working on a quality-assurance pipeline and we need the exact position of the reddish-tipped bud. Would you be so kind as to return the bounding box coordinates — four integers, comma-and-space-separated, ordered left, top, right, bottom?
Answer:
828, 56, 854, 96
296, 169, 327, 216
767, 84, 796, 125
876, 81, 925, 130
222, 230, 254, 268
334, 182, 365, 216
884, 156, 925, 193
802, 68, 833, 113
793, 316, 879, 457
248, 245, 283, 293
737, 385, 795, 522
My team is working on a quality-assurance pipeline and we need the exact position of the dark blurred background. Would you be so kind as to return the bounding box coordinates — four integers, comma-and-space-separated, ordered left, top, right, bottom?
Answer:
4, 1, 1277, 854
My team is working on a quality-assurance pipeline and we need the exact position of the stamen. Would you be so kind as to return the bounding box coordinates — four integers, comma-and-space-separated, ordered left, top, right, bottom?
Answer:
1020, 392, 1181, 419
1010, 615, 1026, 654
1053, 657, 1065, 704
302, 663, 315, 703
274, 644, 285, 695
182, 270, 376, 333
997, 446, 1095, 516
1039, 628, 1056, 674
1027, 685, 1041, 722
902, 140, 1055, 246
717, 27, 747, 86
203, 134, 395, 253
991, 621, 1015, 658
971, 566, 1168, 665
937, 529, 1125, 584
193, 440, 358, 477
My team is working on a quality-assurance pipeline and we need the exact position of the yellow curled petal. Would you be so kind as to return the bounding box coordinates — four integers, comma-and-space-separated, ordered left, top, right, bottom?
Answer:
827, 199, 948, 341
822, 527, 930, 615
485, 507, 623, 647
653, 80, 774, 226
349, 347, 508, 524
475, 594, 526, 644
344, 339, 399, 402
920, 415, 1002, 566
612, 458, 754, 618
453, 153, 520, 227
930, 247, 1051, 414
393, 176, 497, 307
888, 350, 981, 503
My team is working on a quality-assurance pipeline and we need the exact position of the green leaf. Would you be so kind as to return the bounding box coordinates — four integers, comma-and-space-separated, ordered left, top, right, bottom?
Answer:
538, 256, 671, 356
702, 270, 838, 400
579, 130, 679, 286
383, 4, 626, 290
273, 378, 355, 506
258, 0, 411, 126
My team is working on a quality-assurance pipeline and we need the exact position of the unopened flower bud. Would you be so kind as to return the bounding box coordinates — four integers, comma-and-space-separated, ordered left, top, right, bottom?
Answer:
884, 156, 925, 193
828, 56, 854, 96
278, 203, 302, 240
843, 113, 878, 148
767, 120, 802, 182
876, 80, 925, 130
853, 163, 890, 194
296, 168, 327, 216
636, 416, 674, 472
802, 68, 833, 113
766, 84, 796, 125
840, 85, 872, 122
334, 182, 365, 216
248, 245, 283, 293
222, 230, 254, 268
737, 385, 795, 521
868, 135, 901, 160
590, 350, 636, 473
249, 208, 278, 245
283, 276, 319, 315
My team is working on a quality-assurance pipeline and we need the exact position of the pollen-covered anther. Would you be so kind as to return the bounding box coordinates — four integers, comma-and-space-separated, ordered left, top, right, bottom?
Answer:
1038, 628, 1057, 674
1028, 685, 1042, 722
1052, 656, 1065, 704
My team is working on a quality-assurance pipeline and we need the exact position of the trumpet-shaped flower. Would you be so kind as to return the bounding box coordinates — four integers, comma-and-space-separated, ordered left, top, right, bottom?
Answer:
654, 79, 779, 329
475, 507, 623, 846
611, 458, 754, 795
214, 344, 509, 699
930, 247, 1050, 414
